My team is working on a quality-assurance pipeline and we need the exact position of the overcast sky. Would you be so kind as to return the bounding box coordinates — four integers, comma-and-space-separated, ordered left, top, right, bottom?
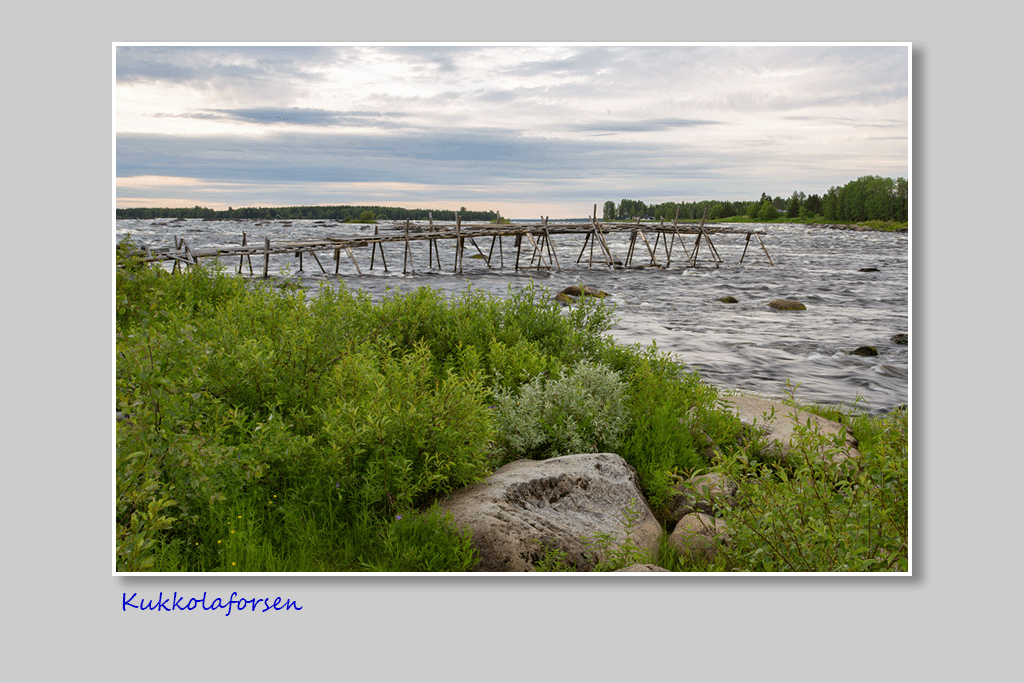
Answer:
115, 43, 909, 219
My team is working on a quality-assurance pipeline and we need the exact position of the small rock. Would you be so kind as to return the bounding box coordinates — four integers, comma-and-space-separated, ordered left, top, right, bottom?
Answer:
767, 299, 806, 310
668, 513, 729, 563
716, 296, 739, 304
852, 346, 878, 356
666, 473, 738, 524
891, 333, 908, 345
560, 285, 609, 298
859, 267, 880, 272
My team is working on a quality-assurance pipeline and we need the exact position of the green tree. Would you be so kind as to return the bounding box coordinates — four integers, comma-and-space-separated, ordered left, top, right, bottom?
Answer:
803, 194, 823, 217
757, 201, 778, 221
603, 201, 616, 220
786, 191, 801, 217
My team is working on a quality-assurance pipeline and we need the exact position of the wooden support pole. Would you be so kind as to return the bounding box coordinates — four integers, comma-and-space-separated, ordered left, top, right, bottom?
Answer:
456, 214, 463, 273
263, 237, 270, 278
576, 231, 592, 265
404, 220, 415, 274
596, 228, 615, 268
523, 231, 547, 269
740, 232, 755, 264
703, 232, 723, 267
239, 232, 253, 275
370, 224, 379, 270
345, 246, 363, 275
469, 236, 492, 268
309, 250, 327, 274
335, 248, 341, 274
592, 212, 615, 268
543, 227, 560, 271
638, 229, 659, 267
756, 233, 775, 266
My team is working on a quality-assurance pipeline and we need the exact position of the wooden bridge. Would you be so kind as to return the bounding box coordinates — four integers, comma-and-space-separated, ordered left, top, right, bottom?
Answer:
137, 206, 775, 277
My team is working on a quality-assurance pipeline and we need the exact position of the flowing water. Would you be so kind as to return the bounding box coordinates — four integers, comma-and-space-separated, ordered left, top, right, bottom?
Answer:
117, 218, 910, 415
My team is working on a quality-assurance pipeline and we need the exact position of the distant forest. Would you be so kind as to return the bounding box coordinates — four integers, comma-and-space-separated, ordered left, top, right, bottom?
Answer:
115, 204, 501, 222
605, 175, 909, 223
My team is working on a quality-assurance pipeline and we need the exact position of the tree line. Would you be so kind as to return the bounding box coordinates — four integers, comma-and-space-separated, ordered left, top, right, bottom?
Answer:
115, 204, 501, 222
604, 175, 908, 224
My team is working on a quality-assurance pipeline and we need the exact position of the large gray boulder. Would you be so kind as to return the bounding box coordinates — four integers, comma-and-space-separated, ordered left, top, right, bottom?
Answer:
720, 394, 860, 464
439, 453, 663, 572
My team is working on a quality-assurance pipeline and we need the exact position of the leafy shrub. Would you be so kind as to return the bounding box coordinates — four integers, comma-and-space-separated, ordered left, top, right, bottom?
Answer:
715, 407, 909, 572
616, 345, 739, 514
313, 341, 494, 514
491, 360, 628, 461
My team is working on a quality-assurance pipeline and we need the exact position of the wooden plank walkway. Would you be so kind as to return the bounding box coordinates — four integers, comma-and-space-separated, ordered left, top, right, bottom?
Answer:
137, 208, 774, 276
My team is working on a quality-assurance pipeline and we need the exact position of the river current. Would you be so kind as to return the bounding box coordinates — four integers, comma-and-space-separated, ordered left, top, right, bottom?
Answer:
116, 218, 910, 415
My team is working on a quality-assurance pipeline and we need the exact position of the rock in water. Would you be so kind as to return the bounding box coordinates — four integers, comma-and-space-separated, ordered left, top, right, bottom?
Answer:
767, 299, 806, 310
439, 453, 662, 572
559, 285, 609, 298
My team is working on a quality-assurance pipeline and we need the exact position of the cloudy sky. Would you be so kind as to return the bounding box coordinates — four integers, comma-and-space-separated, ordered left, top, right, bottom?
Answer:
115, 43, 909, 219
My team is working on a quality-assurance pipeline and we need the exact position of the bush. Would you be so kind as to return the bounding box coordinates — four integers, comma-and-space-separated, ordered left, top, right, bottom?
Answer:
491, 360, 628, 461
313, 341, 495, 514
715, 406, 909, 572
616, 345, 738, 514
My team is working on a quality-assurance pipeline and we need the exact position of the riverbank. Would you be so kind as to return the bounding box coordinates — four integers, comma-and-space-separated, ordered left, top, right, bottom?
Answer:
116, 247, 908, 572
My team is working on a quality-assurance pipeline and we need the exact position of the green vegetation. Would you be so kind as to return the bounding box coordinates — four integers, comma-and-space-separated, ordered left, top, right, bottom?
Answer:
346, 210, 377, 223
606, 175, 909, 228
116, 239, 908, 572
115, 204, 500, 222
712, 393, 909, 572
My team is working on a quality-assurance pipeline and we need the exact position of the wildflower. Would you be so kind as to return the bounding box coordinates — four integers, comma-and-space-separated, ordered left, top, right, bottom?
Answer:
395, 514, 403, 521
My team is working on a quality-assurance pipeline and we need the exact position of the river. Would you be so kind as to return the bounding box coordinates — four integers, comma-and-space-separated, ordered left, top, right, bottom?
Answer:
116, 218, 910, 415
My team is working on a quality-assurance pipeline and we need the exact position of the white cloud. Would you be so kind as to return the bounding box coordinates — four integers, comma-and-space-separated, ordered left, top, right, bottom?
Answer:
115, 43, 909, 217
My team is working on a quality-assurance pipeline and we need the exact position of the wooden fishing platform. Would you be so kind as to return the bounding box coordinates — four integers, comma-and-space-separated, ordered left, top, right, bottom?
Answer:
135, 205, 774, 276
